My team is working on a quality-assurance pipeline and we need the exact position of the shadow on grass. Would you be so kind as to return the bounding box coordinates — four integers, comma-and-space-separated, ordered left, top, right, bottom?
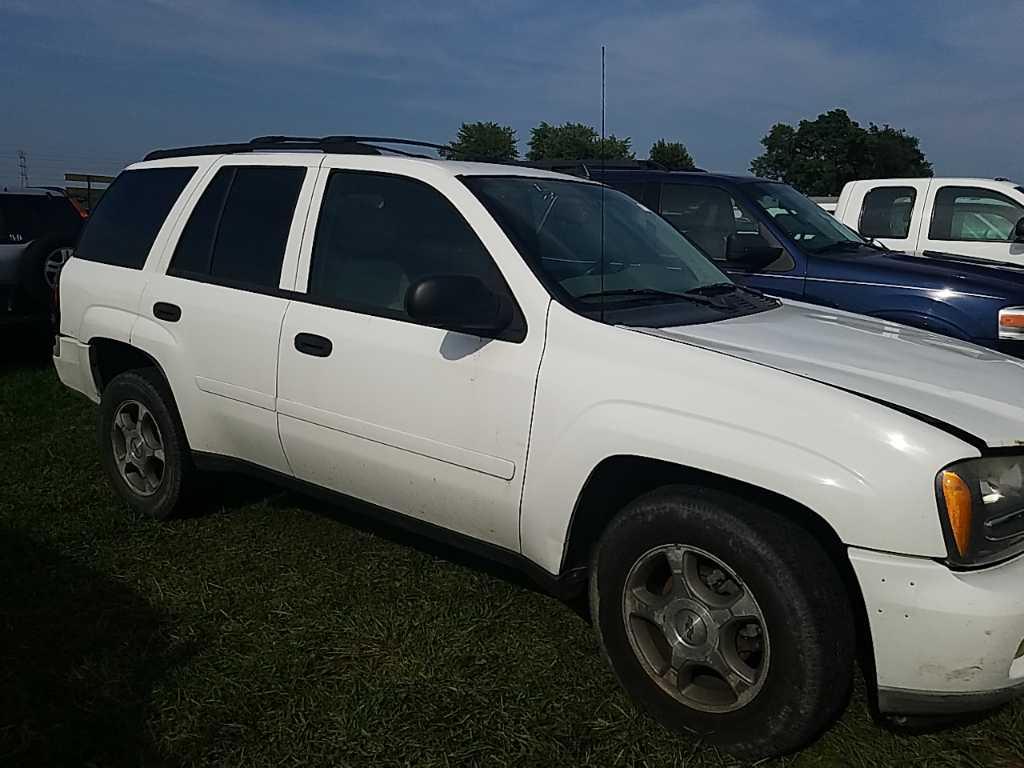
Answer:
0, 529, 191, 767
0, 321, 52, 375
267, 483, 593, 619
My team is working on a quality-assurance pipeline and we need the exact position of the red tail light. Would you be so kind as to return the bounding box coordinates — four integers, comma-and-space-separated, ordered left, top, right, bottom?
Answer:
69, 197, 88, 219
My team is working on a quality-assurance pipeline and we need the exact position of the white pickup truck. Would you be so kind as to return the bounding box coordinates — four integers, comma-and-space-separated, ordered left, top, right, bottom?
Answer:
53, 137, 1024, 760
834, 177, 1024, 265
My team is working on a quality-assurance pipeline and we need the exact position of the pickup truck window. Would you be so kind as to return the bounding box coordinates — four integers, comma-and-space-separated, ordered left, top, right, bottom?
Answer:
929, 186, 1024, 242
464, 177, 761, 321
859, 186, 917, 239
308, 170, 514, 322
747, 182, 864, 255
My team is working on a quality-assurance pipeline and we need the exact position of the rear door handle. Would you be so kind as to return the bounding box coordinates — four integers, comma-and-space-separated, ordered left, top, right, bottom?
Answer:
153, 302, 181, 322
294, 332, 332, 357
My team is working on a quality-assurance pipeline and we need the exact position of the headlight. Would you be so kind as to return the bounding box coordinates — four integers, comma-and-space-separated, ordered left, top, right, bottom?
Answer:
998, 307, 1024, 340
938, 455, 1024, 567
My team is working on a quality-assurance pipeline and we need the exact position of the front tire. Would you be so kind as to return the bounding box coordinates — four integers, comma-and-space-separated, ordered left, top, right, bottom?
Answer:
589, 485, 854, 760
98, 369, 195, 520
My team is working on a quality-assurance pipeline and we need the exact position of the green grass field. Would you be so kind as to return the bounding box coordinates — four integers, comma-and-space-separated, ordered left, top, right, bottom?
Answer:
3, 332, 1024, 767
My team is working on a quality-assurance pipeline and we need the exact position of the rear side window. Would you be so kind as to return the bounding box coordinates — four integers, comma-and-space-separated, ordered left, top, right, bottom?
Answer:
859, 186, 917, 239
929, 186, 1024, 242
76, 167, 196, 269
169, 166, 304, 290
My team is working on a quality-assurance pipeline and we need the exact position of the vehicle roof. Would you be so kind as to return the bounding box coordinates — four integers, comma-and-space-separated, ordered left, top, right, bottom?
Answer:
127, 153, 592, 182
583, 168, 771, 185
0, 187, 68, 197
849, 177, 1021, 189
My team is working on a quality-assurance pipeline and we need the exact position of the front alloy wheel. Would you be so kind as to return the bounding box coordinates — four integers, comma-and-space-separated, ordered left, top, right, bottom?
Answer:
623, 544, 769, 713
590, 486, 854, 760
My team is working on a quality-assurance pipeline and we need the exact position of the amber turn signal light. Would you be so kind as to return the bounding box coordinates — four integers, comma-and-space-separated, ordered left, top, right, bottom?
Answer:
941, 470, 973, 556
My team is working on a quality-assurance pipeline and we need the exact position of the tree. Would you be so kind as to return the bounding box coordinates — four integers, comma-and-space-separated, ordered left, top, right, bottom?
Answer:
865, 124, 933, 179
526, 121, 634, 161
442, 121, 518, 162
649, 139, 695, 170
749, 109, 932, 196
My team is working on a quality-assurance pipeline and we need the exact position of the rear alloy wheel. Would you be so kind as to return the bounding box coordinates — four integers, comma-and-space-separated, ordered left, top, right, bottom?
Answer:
98, 369, 195, 520
110, 400, 166, 497
590, 485, 854, 760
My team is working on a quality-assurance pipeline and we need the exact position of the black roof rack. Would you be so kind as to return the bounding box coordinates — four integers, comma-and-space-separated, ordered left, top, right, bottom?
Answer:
519, 158, 708, 179
144, 135, 450, 162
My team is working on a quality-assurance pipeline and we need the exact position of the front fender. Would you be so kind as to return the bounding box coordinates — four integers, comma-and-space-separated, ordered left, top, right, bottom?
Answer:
519, 305, 979, 575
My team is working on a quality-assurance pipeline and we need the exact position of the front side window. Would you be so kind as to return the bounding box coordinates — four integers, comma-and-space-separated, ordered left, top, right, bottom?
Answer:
747, 182, 864, 255
658, 183, 792, 271
75, 167, 197, 269
929, 186, 1024, 242
169, 166, 304, 289
464, 176, 779, 326
308, 171, 512, 321
859, 186, 917, 239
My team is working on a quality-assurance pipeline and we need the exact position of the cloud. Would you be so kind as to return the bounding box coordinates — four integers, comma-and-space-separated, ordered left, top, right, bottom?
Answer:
3, 0, 1024, 181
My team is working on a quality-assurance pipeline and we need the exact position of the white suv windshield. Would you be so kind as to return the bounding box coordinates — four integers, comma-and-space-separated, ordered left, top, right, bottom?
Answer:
465, 177, 731, 296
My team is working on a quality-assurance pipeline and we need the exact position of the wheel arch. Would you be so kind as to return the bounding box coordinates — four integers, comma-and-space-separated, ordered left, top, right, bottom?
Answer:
560, 454, 875, 683
88, 337, 173, 394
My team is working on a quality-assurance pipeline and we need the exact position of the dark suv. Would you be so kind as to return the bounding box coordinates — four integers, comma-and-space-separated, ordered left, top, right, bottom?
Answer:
1, 188, 84, 317
540, 163, 1024, 357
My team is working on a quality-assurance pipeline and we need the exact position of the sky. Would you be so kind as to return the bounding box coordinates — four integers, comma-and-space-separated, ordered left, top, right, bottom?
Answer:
2, 0, 1022, 189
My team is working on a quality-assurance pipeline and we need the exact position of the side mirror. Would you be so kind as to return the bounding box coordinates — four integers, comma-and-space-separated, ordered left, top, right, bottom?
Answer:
405, 274, 514, 338
1014, 217, 1024, 244
726, 232, 783, 271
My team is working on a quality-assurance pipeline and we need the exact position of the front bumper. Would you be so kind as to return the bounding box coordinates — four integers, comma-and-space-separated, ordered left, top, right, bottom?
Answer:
851, 548, 1024, 715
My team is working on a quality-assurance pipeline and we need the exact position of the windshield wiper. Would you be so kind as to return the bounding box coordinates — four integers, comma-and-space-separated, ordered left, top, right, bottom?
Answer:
808, 241, 865, 255
575, 288, 717, 306
685, 282, 765, 298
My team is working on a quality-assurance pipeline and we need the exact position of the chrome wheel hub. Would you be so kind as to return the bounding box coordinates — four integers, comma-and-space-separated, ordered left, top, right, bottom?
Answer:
111, 400, 165, 497
44, 247, 74, 288
622, 544, 770, 713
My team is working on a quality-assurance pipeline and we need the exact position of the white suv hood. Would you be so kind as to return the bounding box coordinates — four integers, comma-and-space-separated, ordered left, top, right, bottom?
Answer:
645, 302, 1024, 448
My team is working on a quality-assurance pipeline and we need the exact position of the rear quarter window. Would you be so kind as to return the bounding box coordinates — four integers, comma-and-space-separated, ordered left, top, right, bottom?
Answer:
76, 166, 196, 269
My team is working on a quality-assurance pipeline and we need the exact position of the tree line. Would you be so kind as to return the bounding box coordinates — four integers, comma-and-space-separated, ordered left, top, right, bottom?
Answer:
442, 109, 932, 196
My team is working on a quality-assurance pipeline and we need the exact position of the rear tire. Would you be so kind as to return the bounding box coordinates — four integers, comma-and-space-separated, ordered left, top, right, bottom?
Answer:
98, 369, 195, 520
589, 485, 854, 760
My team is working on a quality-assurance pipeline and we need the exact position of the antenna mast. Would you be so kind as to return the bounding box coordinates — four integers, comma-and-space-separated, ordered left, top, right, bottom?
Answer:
600, 45, 606, 322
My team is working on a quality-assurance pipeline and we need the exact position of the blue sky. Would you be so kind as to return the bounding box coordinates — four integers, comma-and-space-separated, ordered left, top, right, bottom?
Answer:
2, 0, 1021, 188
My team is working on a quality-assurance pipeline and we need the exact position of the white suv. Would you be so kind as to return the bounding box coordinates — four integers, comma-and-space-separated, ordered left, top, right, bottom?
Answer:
53, 136, 1024, 759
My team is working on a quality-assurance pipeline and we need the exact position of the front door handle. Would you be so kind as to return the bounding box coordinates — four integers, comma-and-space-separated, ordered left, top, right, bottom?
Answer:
153, 302, 181, 322
294, 332, 332, 357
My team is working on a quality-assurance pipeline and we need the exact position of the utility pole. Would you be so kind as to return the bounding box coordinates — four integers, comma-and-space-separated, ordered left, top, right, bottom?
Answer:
17, 150, 28, 188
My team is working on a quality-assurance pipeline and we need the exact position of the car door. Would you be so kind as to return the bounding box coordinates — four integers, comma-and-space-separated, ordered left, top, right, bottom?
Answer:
655, 181, 804, 299
135, 156, 320, 474
918, 184, 1024, 265
276, 162, 547, 551
847, 180, 930, 254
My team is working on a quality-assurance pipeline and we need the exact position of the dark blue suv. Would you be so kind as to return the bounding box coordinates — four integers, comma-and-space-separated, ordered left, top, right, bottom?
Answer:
560, 164, 1024, 357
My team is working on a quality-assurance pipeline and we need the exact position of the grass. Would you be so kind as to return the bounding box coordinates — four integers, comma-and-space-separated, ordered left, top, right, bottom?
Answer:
2, 330, 1024, 767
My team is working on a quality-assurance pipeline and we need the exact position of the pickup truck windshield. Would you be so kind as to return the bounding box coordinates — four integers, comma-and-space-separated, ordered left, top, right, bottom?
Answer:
747, 182, 865, 254
463, 176, 778, 324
